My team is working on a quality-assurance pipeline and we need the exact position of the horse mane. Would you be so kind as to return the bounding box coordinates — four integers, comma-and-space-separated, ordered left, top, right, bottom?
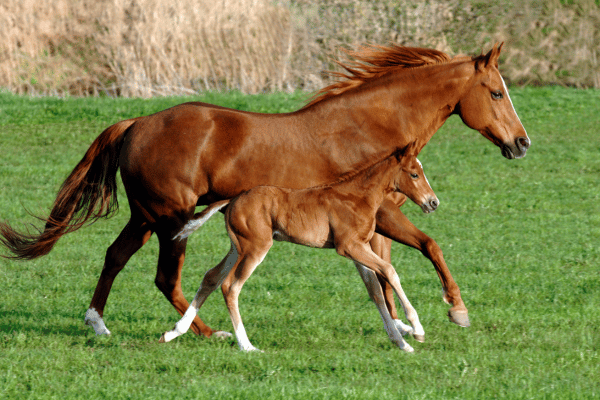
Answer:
303, 44, 452, 109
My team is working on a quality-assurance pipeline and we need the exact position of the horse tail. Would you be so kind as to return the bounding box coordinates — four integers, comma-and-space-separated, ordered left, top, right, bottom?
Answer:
0, 118, 138, 260
172, 200, 231, 241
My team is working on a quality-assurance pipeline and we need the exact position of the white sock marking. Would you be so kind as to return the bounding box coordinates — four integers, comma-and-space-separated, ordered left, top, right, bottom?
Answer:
84, 308, 111, 335
234, 322, 260, 352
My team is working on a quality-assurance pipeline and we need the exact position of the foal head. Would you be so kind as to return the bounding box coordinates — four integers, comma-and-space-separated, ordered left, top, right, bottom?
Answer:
454, 43, 530, 159
394, 142, 439, 213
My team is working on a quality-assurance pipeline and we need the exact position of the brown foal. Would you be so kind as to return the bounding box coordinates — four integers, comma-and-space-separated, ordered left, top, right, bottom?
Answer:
160, 142, 437, 352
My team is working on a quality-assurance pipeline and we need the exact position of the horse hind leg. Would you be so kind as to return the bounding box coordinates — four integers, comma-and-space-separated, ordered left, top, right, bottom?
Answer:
85, 217, 153, 335
154, 229, 227, 338
160, 240, 239, 343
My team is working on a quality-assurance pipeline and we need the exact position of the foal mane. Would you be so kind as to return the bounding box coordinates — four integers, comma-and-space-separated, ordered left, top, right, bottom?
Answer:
317, 146, 408, 190
304, 44, 452, 109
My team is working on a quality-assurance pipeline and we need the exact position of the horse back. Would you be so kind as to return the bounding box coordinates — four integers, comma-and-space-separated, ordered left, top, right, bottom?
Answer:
119, 102, 346, 220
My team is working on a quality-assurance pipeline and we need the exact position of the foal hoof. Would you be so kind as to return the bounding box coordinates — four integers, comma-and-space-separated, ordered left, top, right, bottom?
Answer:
412, 334, 425, 343
158, 334, 168, 343
212, 330, 233, 339
448, 309, 470, 327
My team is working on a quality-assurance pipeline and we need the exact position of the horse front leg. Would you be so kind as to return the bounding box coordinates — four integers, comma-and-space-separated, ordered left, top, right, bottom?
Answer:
375, 199, 470, 327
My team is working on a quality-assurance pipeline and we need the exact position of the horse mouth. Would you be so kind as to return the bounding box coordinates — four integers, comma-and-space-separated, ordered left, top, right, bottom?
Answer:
501, 145, 515, 159
502, 137, 530, 160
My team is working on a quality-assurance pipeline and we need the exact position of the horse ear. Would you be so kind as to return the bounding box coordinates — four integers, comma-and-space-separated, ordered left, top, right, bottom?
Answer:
488, 42, 503, 67
476, 42, 503, 71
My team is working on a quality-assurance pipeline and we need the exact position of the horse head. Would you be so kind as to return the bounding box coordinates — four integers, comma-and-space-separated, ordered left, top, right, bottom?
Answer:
454, 43, 531, 159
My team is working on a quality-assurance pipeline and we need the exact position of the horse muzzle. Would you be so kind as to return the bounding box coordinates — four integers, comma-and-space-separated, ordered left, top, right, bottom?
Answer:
502, 136, 530, 159
421, 197, 439, 213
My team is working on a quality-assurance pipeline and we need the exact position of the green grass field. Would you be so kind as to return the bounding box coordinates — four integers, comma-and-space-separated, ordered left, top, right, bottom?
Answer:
0, 87, 599, 399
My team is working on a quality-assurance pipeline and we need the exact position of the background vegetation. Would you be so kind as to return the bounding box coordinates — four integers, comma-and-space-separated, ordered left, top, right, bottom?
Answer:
0, 88, 598, 398
1, 0, 599, 96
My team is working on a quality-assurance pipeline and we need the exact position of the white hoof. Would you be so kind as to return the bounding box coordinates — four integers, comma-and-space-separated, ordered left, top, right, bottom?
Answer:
240, 345, 263, 353
159, 330, 179, 343
84, 308, 111, 335
213, 330, 233, 339
402, 342, 415, 353
394, 319, 414, 337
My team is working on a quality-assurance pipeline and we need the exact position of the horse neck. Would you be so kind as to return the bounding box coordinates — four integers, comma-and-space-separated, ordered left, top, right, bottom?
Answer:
304, 61, 474, 161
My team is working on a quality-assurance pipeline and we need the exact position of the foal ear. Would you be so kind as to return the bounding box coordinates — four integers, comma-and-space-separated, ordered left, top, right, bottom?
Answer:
397, 140, 419, 159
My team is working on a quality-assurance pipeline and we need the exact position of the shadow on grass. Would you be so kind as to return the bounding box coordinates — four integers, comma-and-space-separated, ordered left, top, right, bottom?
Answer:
0, 308, 91, 337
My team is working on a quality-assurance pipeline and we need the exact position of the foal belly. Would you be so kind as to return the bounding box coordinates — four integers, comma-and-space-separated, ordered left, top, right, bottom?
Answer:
272, 227, 334, 249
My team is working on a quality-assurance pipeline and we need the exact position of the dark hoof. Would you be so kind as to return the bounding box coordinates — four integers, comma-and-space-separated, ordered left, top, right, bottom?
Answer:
448, 310, 470, 327
412, 334, 425, 343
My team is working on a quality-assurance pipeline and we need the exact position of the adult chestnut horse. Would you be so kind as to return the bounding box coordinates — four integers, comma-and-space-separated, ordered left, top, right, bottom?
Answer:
0, 43, 529, 340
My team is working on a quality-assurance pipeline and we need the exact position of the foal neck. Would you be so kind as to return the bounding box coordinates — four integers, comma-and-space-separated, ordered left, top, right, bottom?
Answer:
333, 152, 403, 206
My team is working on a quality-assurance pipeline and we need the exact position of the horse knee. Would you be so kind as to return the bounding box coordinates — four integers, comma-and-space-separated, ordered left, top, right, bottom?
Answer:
415, 234, 440, 259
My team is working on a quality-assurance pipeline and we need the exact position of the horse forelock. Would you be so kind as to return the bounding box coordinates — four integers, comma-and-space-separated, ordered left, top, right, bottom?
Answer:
303, 44, 452, 109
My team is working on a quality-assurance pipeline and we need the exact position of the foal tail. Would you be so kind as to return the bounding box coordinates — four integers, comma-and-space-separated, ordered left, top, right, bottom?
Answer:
0, 118, 138, 260
173, 200, 231, 241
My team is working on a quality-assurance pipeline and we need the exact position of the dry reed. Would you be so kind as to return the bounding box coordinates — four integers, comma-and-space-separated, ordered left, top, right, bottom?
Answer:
0, 0, 598, 96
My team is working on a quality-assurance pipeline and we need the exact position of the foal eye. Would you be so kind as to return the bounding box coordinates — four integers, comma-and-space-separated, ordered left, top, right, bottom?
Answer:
410, 173, 419, 179
491, 90, 503, 100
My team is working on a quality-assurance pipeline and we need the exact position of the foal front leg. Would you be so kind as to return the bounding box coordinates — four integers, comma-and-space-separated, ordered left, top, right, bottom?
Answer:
367, 234, 413, 335
342, 243, 425, 351
353, 263, 416, 349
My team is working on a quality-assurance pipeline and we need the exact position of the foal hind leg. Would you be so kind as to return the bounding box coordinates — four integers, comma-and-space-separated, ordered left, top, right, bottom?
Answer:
154, 230, 225, 338
85, 217, 152, 335
220, 237, 272, 352
160, 241, 239, 343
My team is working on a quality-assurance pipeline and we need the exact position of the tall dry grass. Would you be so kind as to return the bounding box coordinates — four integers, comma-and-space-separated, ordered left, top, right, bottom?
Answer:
0, 0, 294, 96
0, 0, 599, 96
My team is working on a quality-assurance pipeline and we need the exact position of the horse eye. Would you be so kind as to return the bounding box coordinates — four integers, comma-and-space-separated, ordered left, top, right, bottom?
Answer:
492, 90, 503, 100
410, 173, 419, 179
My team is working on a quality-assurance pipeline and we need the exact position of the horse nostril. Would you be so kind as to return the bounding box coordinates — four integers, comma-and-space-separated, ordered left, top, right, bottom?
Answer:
517, 137, 530, 150
430, 198, 439, 209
